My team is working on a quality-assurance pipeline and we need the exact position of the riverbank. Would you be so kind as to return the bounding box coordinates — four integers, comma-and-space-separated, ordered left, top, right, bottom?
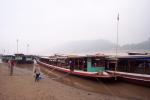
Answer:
0, 63, 129, 100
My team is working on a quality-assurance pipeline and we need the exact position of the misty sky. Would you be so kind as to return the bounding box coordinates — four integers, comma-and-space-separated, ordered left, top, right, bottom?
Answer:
0, 0, 150, 54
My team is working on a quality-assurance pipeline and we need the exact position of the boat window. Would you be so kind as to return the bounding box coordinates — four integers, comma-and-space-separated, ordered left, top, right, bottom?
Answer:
68, 58, 87, 70
57, 59, 66, 67
92, 58, 105, 67
15, 57, 22, 60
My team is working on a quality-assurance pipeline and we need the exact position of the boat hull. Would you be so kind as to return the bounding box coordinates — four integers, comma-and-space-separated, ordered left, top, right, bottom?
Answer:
107, 71, 150, 87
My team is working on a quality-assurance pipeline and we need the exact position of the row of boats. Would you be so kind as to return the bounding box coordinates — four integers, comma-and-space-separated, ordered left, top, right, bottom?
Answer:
36, 52, 150, 87
1, 52, 150, 87
1, 54, 34, 64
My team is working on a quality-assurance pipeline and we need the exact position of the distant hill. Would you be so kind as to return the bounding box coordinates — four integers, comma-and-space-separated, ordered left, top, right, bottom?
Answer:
48, 39, 116, 54
121, 38, 150, 51
47, 38, 150, 54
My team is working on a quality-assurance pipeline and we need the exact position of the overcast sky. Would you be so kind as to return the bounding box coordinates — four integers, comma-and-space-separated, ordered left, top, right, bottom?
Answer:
0, 0, 150, 54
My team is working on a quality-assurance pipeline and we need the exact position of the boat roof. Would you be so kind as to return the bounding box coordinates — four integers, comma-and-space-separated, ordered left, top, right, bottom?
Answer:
67, 55, 86, 58
40, 53, 108, 59
87, 53, 108, 58
107, 55, 150, 61
2, 55, 14, 57
119, 55, 150, 58
41, 56, 49, 59
128, 52, 149, 55
24, 55, 33, 57
40, 52, 150, 60
14, 53, 24, 56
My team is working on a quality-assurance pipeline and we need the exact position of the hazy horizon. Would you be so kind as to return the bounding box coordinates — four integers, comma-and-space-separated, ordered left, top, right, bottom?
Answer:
0, 0, 150, 55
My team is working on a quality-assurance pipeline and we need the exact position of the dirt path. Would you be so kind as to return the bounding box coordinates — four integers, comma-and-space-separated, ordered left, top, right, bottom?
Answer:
0, 63, 133, 100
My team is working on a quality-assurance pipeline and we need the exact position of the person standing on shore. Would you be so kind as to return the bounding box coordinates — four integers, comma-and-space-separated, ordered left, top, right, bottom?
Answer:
33, 64, 41, 82
8, 59, 15, 76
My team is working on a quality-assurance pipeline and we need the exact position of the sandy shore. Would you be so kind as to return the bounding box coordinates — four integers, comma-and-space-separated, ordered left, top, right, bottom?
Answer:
0, 63, 136, 100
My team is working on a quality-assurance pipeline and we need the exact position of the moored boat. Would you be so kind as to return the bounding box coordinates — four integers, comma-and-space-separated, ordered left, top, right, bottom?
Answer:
1, 55, 14, 62
107, 70, 150, 87
106, 54, 150, 86
15, 53, 34, 64
37, 54, 114, 80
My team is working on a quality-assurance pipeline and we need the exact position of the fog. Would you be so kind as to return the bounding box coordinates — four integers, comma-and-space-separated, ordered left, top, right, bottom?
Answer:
0, 0, 150, 55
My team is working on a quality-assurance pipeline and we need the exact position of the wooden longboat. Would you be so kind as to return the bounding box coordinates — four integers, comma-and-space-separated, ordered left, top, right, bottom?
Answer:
15, 54, 34, 64
107, 54, 150, 86
1, 55, 14, 62
37, 54, 114, 80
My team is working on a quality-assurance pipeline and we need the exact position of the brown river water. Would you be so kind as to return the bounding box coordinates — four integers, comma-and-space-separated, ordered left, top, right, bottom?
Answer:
15, 64, 150, 100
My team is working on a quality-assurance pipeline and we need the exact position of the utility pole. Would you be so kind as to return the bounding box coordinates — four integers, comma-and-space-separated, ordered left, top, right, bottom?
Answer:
3, 49, 5, 55
27, 44, 29, 54
17, 39, 19, 53
115, 13, 119, 80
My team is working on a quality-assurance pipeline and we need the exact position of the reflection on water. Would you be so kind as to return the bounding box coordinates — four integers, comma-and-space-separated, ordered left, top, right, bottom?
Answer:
16, 64, 150, 100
